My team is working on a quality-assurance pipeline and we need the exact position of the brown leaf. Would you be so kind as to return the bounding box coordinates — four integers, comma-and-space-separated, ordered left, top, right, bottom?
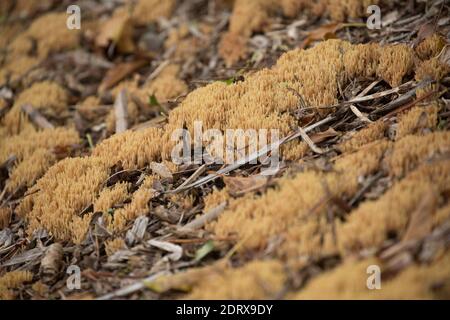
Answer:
402, 190, 437, 242
40, 243, 64, 284
300, 23, 342, 49
98, 60, 147, 93
413, 22, 435, 48
223, 175, 268, 195
96, 12, 135, 53
310, 128, 339, 144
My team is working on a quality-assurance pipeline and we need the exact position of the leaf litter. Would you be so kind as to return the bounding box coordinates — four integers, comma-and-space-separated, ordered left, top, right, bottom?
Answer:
0, 0, 450, 300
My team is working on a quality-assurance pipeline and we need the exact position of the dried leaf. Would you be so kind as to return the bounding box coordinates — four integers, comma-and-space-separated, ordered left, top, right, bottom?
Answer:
0, 228, 13, 247
300, 22, 366, 49
223, 175, 268, 195
148, 240, 183, 261
125, 216, 149, 246
383, 251, 414, 278
96, 12, 135, 53
107, 249, 135, 263
380, 190, 438, 263
413, 22, 435, 48
99, 60, 147, 93
300, 23, 342, 49
310, 127, 339, 143
40, 243, 64, 284
150, 162, 173, 180
1, 247, 44, 267
402, 190, 437, 242
298, 127, 325, 154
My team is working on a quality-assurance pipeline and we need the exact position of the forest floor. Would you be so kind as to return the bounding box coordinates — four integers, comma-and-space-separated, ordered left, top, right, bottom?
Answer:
1, 0, 450, 300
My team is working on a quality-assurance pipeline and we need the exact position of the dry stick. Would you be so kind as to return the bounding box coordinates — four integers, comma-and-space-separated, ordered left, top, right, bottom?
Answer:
21, 104, 54, 129
383, 88, 440, 119
298, 127, 324, 154
349, 171, 383, 206
300, 80, 411, 112
145, 60, 170, 84
347, 80, 379, 123
97, 271, 168, 300
335, 80, 415, 106
372, 79, 434, 115
174, 164, 207, 192
168, 115, 335, 193
359, 79, 382, 97
350, 105, 372, 123
178, 202, 227, 232
114, 89, 128, 134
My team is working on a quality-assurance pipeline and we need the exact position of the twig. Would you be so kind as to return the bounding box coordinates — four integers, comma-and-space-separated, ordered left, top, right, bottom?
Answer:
298, 127, 325, 154
299, 80, 407, 112
96, 271, 168, 300
348, 80, 380, 123
21, 104, 54, 129
335, 81, 415, 107
349, 172, 384, 206
168, 115, 335, 193
372, 79, 434, 115
145, 60, 170, 84
383, 88, 440, 118
173, 164, 207, 192
359, 80, 382, 97
178, 202, 227, 232
114, 89, 128, 134
350, 105, 372, 123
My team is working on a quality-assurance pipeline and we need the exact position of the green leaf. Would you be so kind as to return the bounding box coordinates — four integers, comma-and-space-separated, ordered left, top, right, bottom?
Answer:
86, 133, 94, 150
194, 240, 215, 262
148, 94, 160, 107
221, 78, 235, 85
